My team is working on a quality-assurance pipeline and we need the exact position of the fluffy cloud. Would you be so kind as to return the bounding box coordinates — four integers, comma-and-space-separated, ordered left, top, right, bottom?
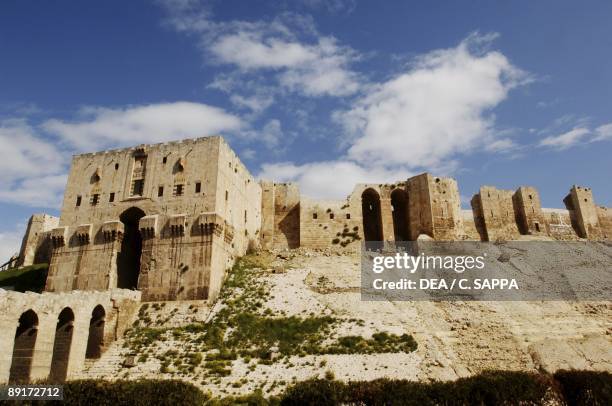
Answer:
43, 102, 243, 151
159, 2, 361, 97
593, 123, 612, 141
0, 224, 25, 263
256, 33, 532, 198
335, 33, 530, 169
259, 160, 411, 199
0, 175, 67, 208
536, 120, 612, 150
0, 120, 67, 208
0, 119, 64, 180
538, 127, 591, 150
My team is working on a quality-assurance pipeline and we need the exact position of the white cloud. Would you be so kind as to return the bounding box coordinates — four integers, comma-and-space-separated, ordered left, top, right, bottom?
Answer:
299, 0, 357, 14
593, 123, 612, 141
230, 93, 274, 114
43, 102, 243, 151
0, 119, 68, 208
238, 119, 286, 149
159, 2, 362, 97
0, 175, 68, 208
538, 127, 591, 150
0, 119, 64, 180
485, 138, 518, 153
334, 33, 530, 169
0, 224, 25, 263
259, 160, 411, 199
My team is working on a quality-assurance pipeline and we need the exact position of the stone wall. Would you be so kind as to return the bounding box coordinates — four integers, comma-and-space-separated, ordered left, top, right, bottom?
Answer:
44, 137, 261, 302
0, 289, 140, 383
15, 136, 611, 305
17, 214, 59, 267
564, 186, 602, 239
260, 182, 300, 250
300, 197, 361, 249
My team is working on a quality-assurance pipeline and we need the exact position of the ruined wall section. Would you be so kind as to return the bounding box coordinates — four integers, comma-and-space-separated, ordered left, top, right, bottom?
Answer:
429, 176, 463, 240
0, 289, 140, 384
300, 197, 361, 249
542, 209, 578, 240
472, 186, 521, 241
564, 186, 602, 239
513, 187, 546, 236
17, 214, 59, 267
596, 207, 612, 240
260, 182, 299, 250
405, 174, 434, 240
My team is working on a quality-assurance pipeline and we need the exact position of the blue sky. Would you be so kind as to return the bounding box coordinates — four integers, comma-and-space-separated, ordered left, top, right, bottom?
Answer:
1, 0, 611, 258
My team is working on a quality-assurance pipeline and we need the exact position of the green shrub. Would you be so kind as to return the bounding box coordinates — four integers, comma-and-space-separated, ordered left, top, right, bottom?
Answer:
554, 369, 612, 405
45, 379, 208, 405
0, 263, 48, 292
281, 371, 554, 405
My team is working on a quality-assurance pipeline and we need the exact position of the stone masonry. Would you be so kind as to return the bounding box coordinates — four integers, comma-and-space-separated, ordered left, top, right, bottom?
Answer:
15, 135, 612, 300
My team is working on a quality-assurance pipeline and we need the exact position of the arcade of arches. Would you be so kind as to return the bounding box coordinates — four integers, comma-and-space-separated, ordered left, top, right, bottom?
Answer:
361, 188, 412, 242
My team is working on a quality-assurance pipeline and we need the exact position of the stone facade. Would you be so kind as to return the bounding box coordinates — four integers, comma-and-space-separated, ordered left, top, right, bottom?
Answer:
0, 289, 140, 384
41, 136, 261, 302
17, 214, 59, 267
15, 136, 612, 302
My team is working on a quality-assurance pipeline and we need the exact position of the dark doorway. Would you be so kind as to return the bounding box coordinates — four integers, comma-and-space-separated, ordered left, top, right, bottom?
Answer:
391, 189, 410, 241
362, 188, 383, 241
9, 310, 39, 383
86, 305, 105, 359
49, 307, 74, 382
118, 207, 145, 289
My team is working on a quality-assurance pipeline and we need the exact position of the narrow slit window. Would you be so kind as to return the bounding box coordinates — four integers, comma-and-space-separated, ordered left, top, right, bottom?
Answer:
346, 213, 351, 219
91, 194, 100, 206
195, 182, 201, 193
329, 213, 334, 219
158, 186, 164, 197
225, 190, 228, 201
109, 192, 115, 202
76, 195, 82, 207
313, 213, 318, 220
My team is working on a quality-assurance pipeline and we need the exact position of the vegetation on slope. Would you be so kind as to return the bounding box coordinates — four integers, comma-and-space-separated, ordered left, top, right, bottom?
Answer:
0, 263, 48, 292
123, 252, 416, 383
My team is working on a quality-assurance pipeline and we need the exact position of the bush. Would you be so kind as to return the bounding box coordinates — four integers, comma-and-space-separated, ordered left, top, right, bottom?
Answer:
281, 370, 555, 405
44, 379, 209, 406
554, 370, 612, 405
281, 379, 345, 406
0, 263, 48, 292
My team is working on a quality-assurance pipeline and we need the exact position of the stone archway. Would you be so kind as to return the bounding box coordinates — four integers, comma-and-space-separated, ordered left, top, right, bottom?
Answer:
118, 207, 145, 289
391, 189, 410, 241
9, 309, 38, 383
86, 305, 105, 359
362, 188, 383, 242
49, 307, 74, 382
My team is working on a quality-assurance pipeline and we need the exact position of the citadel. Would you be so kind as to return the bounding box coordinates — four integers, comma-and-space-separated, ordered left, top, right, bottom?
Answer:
1, 135, 611, 384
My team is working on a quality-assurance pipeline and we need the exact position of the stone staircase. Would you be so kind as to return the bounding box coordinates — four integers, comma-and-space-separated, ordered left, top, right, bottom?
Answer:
77, 339, 128, 379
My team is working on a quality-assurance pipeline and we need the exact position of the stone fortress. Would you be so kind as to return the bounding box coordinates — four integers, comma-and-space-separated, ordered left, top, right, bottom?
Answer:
2, 135, 611, 384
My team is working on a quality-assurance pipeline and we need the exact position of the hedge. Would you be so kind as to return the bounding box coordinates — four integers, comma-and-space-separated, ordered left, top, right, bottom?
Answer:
554, 370, 612, 406
43, 379, 208, 406
5, 370, 608, 405
281, 370, 556, 405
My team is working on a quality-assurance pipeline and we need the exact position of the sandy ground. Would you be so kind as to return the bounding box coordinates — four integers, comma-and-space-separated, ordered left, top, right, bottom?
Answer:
80, 249, 612, 396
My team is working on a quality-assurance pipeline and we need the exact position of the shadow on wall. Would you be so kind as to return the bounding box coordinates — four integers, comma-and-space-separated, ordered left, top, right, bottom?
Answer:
278, 204, 300, 249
